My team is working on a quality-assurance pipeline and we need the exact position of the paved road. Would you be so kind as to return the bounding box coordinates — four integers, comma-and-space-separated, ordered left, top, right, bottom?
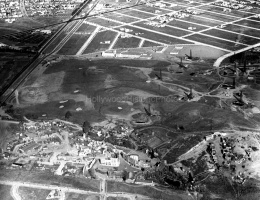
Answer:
0, 180, 150, 200
11, 185, 22, 200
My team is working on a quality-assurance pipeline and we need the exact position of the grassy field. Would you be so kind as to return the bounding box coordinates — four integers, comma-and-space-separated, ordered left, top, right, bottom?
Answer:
117, 9, 155, 19
134, 21, 191, 37
199, 11, 237, 22
142, 41, 160, 47
103, 13, 138, 23
65, 192, 100, 200
115, 25, 192, 44
0, 184, 13, 200
234, 19, 260, 30
107, 181, 189, 200
167, 19, 208, 32
223, 24, 260, 38
18, 187, 51, 200
185, 34, 247, 51
113, 36, 141, 49
17, 58, 171, 124
43, 31, 67, 54
202, 29, 260, 45
0, 168, 100, 192
83, 30, 117, 54
107, 197, 128, 200
76, 23, 97, 33
57, 34, 91, 55
88, 18, 121, 28
134, 5, 171, 15
182, 15, 221, 26
199, 5, 253, 18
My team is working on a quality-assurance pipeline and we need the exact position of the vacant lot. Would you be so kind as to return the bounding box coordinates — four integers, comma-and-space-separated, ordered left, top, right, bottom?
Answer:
57, 34, 91, 55
134, 21, 191, 37
203, 29, 260, 45
134, 5, 171, 15
185, 33, 247, 51
0, 184, 12, 200
76, 23, 97, 33
199, 11, 237, 22
19, 187, 51, 200
65, 192, 100, 200
115, 25, 192, 44
223, 24, 260, 38
182, 15, 221, 26
198, 5, 253, 18
167, 19, 208, 32
83, 30, 117, 54
113, 36, 141, 49
117, 9, 155, 19
103, 13, 138, 23
107, 181, 189, 200
88, 17, 121, 28
234, 19, 260, 30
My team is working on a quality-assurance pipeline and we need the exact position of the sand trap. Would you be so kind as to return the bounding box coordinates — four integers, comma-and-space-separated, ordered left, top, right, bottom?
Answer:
118, 107, 122, 110
76, 107, 82, 111
252, 107, 260, 113
59, 100, 68, 103
74, 90, 80, 93
59, 105, 64, 108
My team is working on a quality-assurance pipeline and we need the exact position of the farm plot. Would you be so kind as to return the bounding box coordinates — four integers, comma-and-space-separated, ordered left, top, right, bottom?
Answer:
83, 30, 118, 54
112, 36, 141, 49
75, 23, 97, 33
168, 19, 209, 32
88, 17, 121, 28
115, 25, 193, 44
133, 21, 191, 37
202, 28, 260, 45
102, 12, 138, 23
57, 34, 91, 55
185, 34, 247, 51
223, 24, 260, 38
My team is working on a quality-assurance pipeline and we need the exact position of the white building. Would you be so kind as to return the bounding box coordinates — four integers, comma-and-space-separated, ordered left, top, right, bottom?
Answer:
100, 157, 120, 167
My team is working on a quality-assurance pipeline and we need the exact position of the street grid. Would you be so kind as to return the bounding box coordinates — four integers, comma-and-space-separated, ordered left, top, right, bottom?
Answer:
56, 0, 260, 55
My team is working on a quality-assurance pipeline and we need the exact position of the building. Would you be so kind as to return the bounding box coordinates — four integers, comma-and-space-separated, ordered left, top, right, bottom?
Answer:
100, 157, 120, 167
101, 50, 115, 57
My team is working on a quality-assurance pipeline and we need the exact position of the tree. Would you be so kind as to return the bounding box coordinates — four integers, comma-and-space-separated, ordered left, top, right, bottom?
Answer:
83, 120, 90, 133
65, 111, 72, 119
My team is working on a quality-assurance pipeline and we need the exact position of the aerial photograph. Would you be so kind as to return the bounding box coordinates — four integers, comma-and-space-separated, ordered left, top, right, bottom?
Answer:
0, 0, 260, 199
